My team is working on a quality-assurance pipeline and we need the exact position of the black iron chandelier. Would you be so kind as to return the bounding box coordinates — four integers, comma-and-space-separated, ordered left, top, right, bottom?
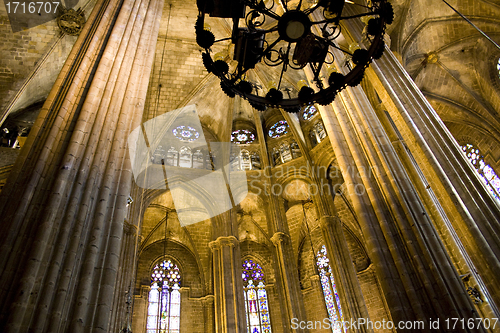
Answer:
195, 0, 393, 112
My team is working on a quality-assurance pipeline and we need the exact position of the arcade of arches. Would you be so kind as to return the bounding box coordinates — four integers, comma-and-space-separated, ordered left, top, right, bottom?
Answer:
1, 0, 500, 332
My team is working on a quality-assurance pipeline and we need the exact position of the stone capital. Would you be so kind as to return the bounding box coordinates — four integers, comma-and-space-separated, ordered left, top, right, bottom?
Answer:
209, 236, 239, 251
123, 220, 138, 235
270, 232, 289, 246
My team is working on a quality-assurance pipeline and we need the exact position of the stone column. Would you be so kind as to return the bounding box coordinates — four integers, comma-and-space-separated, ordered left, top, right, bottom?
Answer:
270, 231, 309, 333
300, 9, 488, 326
252, 109, 309, 332
202, 294, 216, 333
342, 5, 500, 314
209, 235, 247, 333
318, 215, 372, 333
367, 48, 500, 314
0, 0, 163, 331
110, 221, 139, 332
311, 94, 417, 328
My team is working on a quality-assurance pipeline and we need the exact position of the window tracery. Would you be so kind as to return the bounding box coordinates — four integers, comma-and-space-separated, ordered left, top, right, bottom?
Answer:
147, 260, 181, 333
230, 149, 261, 171
231, 129, 256, 144
270, 139, 302, 166
172, 125, 200, 142
268, 120, 288, 139
316, 245, 344, 333
461, 143, 500, 200
302, 105, 318, 121
179, 146, 193, 168
309, 121, 327, 147
242, 259, 272, 333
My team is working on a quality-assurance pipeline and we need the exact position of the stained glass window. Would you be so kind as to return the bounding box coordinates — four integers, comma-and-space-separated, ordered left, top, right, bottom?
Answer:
231, 129, 256, 144
309, 121, 327, 147
268, 120, 288, 139
316, 245, 345, 333
497, 58, 500, 77
461, 144, 500, 200
172, 125, 200, 142
302, 105, 318, 121
242, 259, 272, 333
147, 260, 181, 333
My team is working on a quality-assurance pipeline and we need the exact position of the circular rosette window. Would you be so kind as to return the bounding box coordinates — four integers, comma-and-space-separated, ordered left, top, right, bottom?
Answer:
172, 125, 200, 142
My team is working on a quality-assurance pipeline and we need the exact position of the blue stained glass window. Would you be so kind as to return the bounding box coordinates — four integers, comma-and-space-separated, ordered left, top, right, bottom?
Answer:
231, 129, 256, 144
242, 259, 272, 333
497, 58, 500, 77
316, 245, 345, 333
462, 144, 500, 201
268, 120, 288, 139
147, 260, 181, 333
172, 125, 200, 142
302, 105, 318, 120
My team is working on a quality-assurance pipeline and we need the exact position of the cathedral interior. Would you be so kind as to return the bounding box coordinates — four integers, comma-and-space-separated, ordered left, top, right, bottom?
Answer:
1, 0, 500, 332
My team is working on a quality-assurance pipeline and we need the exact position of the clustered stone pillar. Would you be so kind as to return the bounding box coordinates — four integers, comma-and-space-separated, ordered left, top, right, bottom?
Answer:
318, 215, 372, 333
280, 109, 371, 333
0, 0, 163, 331
251, 108, 310, 332
306, 19, 486, 329
110, 220, 139, 332
368, 48, 500, 316
209, 234, 247, 333
270, 230, 310, 333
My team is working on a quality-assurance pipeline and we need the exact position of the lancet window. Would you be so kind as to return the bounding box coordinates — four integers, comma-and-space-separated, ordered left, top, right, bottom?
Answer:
242, 259, 272, 333
461, 143, 500, 200
270, 139, 302, 166
302, 105, 318, 121
230, 149, 261, 171
316, 245, 344, 333
147, 260, 181, 333
309, 121, 327, 147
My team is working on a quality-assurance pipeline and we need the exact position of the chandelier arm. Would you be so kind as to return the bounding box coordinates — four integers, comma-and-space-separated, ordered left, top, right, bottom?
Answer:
324, 39, 352, 56
295, 0, 303, 11
244, 0, 281, 20
213, 37, 233, 44
304, 4, 322, 16
322, 23, 342, 40
263, 50, 285, 66
338, 12, 378, 20
277, 42, 292, 89
259, 36, 284, 62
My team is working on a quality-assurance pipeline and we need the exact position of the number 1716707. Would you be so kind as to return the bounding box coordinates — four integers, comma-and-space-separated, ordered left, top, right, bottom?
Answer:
444, 318, 498, 330
5, 2, 60, 14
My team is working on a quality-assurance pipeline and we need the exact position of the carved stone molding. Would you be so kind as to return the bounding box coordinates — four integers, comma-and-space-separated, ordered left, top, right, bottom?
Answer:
209, 236, 238, 251
270, 232, 288, 246
123, 220, 138, 236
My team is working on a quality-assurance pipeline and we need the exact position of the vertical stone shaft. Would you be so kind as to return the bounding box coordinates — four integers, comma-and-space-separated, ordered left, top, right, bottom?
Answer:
210, 235, 247, 333
270, 231, 309, 333
340, 80, 477, 321
0, 0, 162, 331
319, 99, 416, 322
369, 49, 500, 310
280, 108, 371, 332
319, 215, 373, 333
253, 110, 309, 332
0, 0, 121, 322
109, 221, 138, 332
